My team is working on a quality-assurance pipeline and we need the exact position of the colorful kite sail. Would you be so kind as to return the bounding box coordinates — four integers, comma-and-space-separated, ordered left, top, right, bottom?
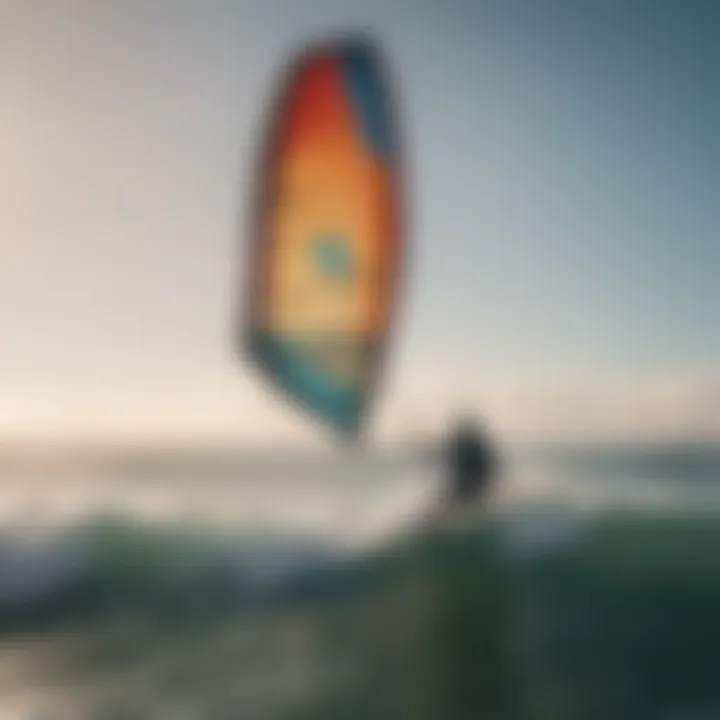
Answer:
242, 37, 403, 437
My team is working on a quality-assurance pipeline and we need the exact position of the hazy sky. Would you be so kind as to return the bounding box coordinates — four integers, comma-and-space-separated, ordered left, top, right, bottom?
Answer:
1, 0, 718, 444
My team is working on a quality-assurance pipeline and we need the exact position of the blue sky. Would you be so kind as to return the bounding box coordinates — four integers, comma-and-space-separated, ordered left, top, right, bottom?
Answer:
1, 0, 718, 444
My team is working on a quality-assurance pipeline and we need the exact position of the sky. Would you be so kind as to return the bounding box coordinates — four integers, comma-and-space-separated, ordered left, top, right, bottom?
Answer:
1, 0, 718, 445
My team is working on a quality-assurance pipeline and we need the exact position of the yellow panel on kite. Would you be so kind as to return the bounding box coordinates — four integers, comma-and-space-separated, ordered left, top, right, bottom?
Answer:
243, 38, 403, 435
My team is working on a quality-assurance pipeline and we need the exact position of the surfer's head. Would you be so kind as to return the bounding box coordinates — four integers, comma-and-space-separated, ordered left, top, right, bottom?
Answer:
453, 412, 485, 439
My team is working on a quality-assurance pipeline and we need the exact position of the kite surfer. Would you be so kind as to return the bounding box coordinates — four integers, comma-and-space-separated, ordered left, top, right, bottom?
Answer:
439, 415, 499, 518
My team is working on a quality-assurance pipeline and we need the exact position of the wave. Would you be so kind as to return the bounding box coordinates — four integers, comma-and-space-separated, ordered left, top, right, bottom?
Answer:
0, 508, 719, 718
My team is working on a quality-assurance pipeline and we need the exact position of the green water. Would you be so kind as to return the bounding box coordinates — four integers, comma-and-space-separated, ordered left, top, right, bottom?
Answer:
1, 511, 719, 719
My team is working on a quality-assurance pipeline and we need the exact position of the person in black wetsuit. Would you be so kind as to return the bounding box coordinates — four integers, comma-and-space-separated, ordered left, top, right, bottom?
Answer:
443, 416, 498, 511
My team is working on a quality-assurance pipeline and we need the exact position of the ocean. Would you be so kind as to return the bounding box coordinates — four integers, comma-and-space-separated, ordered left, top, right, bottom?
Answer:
0, 444, 718, 719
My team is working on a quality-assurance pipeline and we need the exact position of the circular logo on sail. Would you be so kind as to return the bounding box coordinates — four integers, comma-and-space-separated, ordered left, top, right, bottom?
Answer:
311, 234, 353, 282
